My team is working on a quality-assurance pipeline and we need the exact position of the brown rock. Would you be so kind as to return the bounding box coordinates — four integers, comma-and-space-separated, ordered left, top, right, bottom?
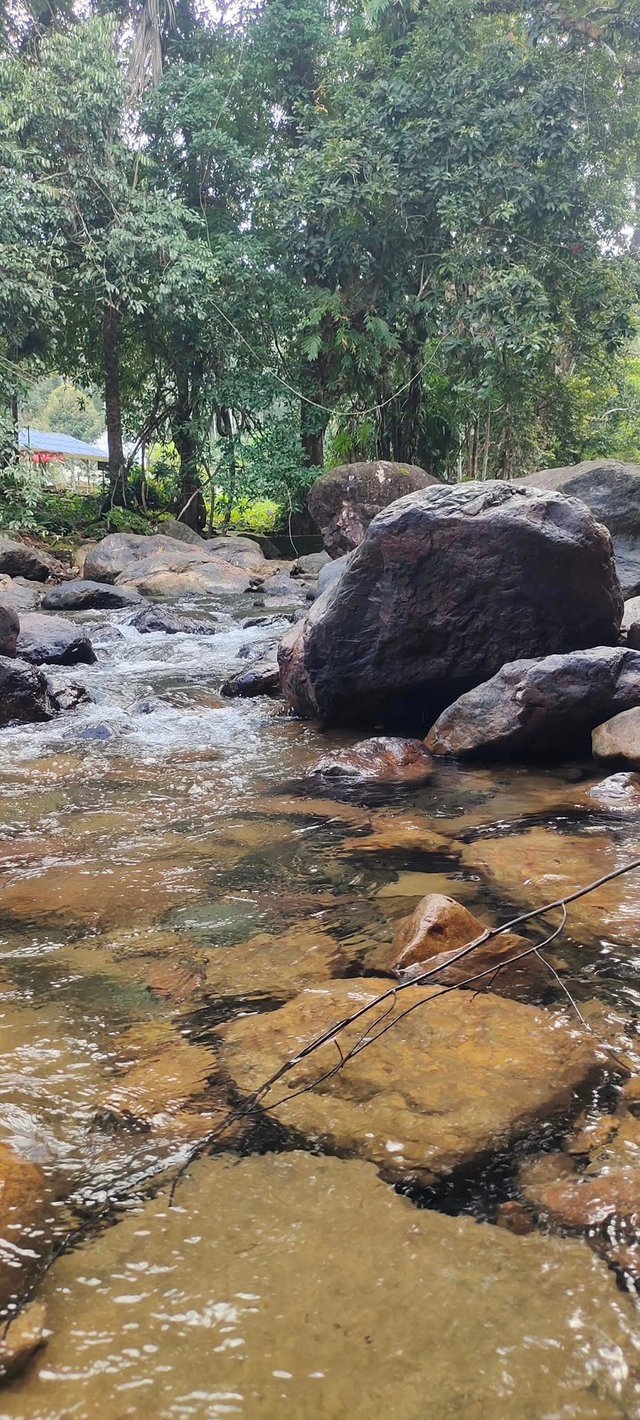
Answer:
0, 1145, 50, 1310
495, 1200, 535, 1235
280, 482, 622, 727
521, 1114, 640, 1233
307, 459, 437, 557
97, 1035, 214, 1126
219, 978, 602, 1185
377, 893, 545, 1001
8, 1151, 640, 1420
592, 707, 640, 769
203, 923, 340, 1002
309, 736, 433, 784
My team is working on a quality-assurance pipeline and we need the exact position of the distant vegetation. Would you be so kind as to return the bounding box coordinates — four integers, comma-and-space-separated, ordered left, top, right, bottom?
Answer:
1, 0, 639, 535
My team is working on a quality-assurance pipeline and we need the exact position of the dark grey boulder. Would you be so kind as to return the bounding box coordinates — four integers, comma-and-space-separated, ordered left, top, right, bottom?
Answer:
17, 613, 96, 667
514, 460, 640, 596
426, 647, 640, 760
0, 537, 56, 582
0, 605, 19, 658
129, 606, 218, 636
308, 460, 438, 557
280, 482, 623, 728
0, 656, 57, 725
291, 551, 331, 577
42, 580, 142, 611
221, 657, 281, 698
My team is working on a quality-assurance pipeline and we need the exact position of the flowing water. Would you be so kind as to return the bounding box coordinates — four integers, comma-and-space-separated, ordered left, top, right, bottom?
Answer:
0, 590, 638, 1418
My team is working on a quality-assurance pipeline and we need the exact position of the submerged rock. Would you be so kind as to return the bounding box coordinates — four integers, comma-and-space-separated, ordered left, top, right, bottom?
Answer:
10, 1150, 639, 1420
309, 736, 434, 784
0, 1143, 50, 1311
16, 613, 96, 667
308, 459, 437, 557
592, 707, 640, 769
219, 978, 601, 1186
426, 647, 640, 760
0, 656, 57, 726
128, 605, 218, 636
520, 1111, 640, 1241
0, 604, 19, 657
461, 826, 640, 949
279, 482, 622, 727
515, 458, 640, 596
0, 1299, 49, 1381
41, 579, 142, 611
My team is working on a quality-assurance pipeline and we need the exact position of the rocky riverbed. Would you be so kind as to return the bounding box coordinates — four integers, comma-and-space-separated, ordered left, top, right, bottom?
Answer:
0, 504, 638, 1417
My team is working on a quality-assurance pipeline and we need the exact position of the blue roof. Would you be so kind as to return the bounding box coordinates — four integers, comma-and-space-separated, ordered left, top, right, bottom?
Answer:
19, 428, 108, 460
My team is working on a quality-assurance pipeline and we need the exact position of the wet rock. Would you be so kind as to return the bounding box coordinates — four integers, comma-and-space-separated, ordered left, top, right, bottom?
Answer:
279, 483, 622, 727
341, 809, 450, 857
41, 579, 142, 611
128, 605, 218, 636
219, 978, 601, 1186
77, 721, 117, 741
515, 458, 640, 595
16, 613, 96, 667
0, 537, 54, 583
47, 679, 94, 713
0, 1299, 49, 1381
0, 853, 202, 930
461, 826, 640, 949
0, 605, 19, 657
592, 707, 640, 770
0, 577, 41, 614
0, 656, 57, 726
426, 647, 640, 760
375, 893, 546, 1001
0, 1144, 50, 1310
495, 1200, 535, 1236
14, 1151, 640, 1420
221, 658, 281, 698
309, 736, 433, 784
308, 460, 437, 557
118, 561, 251, 599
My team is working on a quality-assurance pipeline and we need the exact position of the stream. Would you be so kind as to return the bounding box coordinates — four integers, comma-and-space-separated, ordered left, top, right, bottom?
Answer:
0, 587, 638, 1418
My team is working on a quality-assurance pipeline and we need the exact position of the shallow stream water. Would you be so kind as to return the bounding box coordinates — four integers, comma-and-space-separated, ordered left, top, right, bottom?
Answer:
0, 589, 639, 1418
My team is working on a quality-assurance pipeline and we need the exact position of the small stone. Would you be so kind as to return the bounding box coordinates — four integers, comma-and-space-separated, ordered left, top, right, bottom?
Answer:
495, 1201, 535, 1236
309, 737, 433, 784
0, 1300, 50, 1381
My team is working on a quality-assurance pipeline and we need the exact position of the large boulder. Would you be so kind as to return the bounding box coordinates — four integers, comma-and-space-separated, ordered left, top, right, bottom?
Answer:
42, 579, 142, 611
514, 459, 640, 595
219, 978, 601, 1186
308, 460, 437, 557
426, 647, 640, 760
84, 532, 264, 589
280, 482, 623, 727
0, 604, 19, 657
128, 605, 219, 636
0, 535, 55, 582
16, 613, 96, 667
0, 655, 57, 724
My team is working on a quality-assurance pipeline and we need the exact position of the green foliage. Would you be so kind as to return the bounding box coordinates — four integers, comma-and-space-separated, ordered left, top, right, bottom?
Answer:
21, 376, 104, 442
1, 0, 639, 531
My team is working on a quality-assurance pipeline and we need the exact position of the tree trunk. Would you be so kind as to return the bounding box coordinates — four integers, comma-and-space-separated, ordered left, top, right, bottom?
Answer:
103, 301, 126, 505
173, 374, 205, 532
